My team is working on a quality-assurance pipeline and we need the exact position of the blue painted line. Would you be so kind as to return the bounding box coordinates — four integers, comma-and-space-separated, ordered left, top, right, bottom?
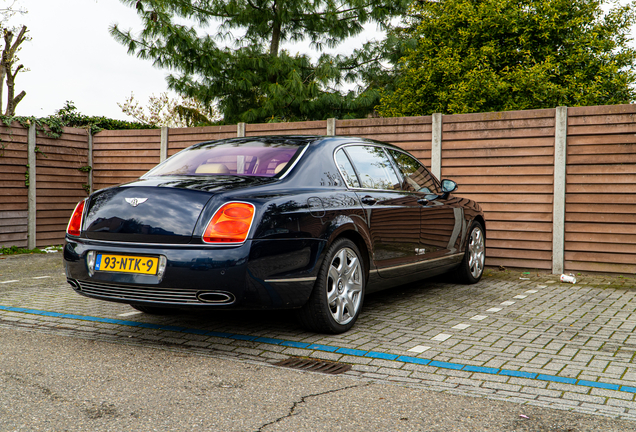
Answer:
463, 365, 499, 375
537, 374, 577, 385
498, 370, 537, 379
2, 304, 636, 395
429, 360, 464, 370
396, 356, 430, 365
365, 351, 399, 361
307, 344, 338, 352
255, 337, 284, 345
336, 347, 368, 356
578, 380, 620, 391
281, 341, 310, 349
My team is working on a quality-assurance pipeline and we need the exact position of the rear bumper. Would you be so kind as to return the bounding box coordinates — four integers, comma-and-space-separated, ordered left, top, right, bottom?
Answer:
64, 236, 326, 310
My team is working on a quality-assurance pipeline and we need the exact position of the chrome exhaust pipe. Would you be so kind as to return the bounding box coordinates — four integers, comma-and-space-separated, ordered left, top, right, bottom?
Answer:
196, 291, 235, 304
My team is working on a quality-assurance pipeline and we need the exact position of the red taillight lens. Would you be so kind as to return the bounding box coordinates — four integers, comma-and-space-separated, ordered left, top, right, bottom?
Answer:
203, 202, 255, 244
66, 200, 86, 236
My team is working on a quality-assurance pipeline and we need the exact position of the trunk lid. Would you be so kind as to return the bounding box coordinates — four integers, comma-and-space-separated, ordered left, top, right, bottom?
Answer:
84, 186, 213, 244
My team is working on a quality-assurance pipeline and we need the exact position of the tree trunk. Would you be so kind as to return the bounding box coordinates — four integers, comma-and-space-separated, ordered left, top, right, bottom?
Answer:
269, 2, 281, 57
2, 26, 28, 115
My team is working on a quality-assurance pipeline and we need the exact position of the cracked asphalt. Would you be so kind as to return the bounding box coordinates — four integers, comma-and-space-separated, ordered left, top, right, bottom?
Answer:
2, 252, 636, 430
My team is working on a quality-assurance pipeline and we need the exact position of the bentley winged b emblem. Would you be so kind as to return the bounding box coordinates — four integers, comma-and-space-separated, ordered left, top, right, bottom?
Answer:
125, 197, 148, 207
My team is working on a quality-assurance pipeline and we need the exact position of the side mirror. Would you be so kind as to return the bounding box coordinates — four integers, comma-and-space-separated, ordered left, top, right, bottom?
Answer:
441, 179, 458, 194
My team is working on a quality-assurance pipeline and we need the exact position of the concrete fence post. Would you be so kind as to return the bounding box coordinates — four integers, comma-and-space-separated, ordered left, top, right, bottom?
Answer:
552, 106, 568, 274
87, 129, 93, 194
160, 126, 169, 162
326, 118, 336, 136
431, 113, 442, 180
237, 123, 246, 137
27, 123, 36, 249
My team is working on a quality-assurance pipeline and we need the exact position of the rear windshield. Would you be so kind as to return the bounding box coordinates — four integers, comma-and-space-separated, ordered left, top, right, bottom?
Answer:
144, 140, 306, 178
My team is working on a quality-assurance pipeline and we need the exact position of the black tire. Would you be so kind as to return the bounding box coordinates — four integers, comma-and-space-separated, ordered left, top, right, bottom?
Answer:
130, 304, 178, 315
296, 238, 366, 334
456, 221, 486, 284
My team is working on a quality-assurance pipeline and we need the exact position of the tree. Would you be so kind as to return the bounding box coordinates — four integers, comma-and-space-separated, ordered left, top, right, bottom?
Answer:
378, 0, 636, 117
0, 1, 28, 116
110, 0, 409, 124
118, 92, 220, 127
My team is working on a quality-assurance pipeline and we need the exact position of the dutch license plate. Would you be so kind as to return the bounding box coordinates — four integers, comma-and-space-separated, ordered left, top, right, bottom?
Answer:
95, 254, 159, 275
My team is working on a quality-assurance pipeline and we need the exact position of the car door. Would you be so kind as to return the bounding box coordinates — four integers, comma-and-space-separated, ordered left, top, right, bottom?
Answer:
335, 145, 423, 278
386, 149, 464, 261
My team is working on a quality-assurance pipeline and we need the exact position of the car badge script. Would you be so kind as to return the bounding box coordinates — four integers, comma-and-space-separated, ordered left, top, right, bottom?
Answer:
125, 197, 148, 207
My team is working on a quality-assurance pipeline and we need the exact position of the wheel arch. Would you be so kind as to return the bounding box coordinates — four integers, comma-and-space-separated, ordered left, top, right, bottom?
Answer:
328, 229, 371, 284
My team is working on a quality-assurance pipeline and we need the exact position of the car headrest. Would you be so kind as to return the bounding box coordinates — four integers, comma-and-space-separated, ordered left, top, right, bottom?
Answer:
195, 163, 230, 174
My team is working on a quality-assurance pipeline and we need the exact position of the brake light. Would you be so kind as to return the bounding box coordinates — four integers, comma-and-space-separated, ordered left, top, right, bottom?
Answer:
66, 200, 86, 236
203, 202, 255, 244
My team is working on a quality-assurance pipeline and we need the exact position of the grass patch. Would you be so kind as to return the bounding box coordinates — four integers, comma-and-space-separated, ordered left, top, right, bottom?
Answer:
0, 245, 62, 255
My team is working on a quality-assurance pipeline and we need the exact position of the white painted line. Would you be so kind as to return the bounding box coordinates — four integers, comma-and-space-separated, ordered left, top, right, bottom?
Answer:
525, 290, 539, 294
0, 280, 19, 284
513, 295, 528, 299
431, 333, 453, 342
537, 285, 547, 288
471, 315, 488, 321
408, 345, 431, 354
544, 281, 556, 284
452, 323, 471, 330
118, 311, 143, 317
500, 301, 516, 306
486, 307, 502, 313
32, 276, 51, 279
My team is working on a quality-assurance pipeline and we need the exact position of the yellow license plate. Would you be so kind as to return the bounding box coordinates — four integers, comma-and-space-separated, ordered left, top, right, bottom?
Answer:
95, 254, 159, 275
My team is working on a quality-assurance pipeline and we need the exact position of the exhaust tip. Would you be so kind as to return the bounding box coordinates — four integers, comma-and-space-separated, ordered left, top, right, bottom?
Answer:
67, 279, 80, 291
196, 291, 235, 304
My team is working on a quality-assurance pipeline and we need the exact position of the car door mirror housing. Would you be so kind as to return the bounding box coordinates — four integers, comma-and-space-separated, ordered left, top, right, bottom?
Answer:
441, 179, 458, 194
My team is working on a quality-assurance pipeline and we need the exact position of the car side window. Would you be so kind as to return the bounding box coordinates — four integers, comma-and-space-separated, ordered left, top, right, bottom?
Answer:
388, 149, 439, 194
344, 146, 401, 190
335, 149, 360, 188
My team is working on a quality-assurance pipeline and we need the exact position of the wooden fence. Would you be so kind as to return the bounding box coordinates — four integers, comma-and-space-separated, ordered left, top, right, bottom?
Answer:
1, 104, 635, 275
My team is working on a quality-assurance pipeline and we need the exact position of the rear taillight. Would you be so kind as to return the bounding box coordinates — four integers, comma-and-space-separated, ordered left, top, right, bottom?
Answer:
202, 202, 255, 244
66, 200, 86, 237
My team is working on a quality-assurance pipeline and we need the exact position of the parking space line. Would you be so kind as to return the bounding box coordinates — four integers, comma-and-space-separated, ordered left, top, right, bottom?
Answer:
486, 307, 502, 312
431, 333, 453, 342
32, 276, 51, 279
0, 280, 19, 284
525, 290, 538, 293
2, 304, 636, 395
513, 295, 528, 299
500, 301, 515, 306
118, 311, 143, 317
451, 324, 471, 330
470, 315, 488, 321
407, 345, 430, 354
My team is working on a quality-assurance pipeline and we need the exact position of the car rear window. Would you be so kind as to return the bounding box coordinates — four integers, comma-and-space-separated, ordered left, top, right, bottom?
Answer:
144, 140, 306, 178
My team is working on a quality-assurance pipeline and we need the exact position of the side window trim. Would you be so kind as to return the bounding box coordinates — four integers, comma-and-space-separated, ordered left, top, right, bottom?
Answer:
334, 148, 362, 188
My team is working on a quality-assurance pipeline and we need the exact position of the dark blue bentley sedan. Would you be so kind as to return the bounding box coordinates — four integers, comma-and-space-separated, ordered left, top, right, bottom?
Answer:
64, 136, 485, 333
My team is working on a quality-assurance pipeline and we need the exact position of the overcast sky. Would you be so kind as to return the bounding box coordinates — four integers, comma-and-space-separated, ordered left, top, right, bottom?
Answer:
9, 0, 381, 121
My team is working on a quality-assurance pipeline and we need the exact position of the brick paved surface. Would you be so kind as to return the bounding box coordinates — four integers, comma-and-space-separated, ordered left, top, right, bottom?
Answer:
2, 252, 636, 420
